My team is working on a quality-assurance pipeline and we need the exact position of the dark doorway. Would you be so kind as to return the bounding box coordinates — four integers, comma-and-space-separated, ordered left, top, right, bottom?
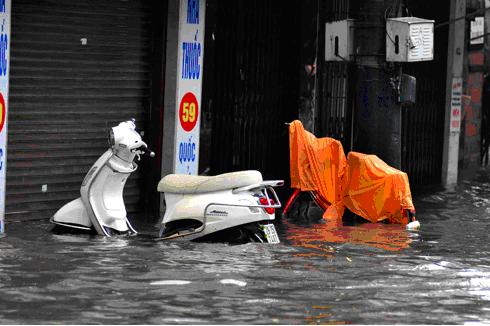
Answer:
200, 0, 300, 185
318, 0, 353, 152
400, 2, 450, 186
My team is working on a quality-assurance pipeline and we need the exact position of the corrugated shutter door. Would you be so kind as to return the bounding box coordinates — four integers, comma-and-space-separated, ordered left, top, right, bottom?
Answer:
7, 0, 153, 220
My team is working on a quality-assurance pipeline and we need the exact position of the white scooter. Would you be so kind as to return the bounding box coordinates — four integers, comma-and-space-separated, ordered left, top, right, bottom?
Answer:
51, 120, 154, 236
51, 120, 284, 243
157, 171, 283, 243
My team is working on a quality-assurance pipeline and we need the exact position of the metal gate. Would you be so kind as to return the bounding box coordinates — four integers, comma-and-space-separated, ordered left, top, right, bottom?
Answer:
7, 0, 155, 220
319, 63, 353, 151
400, 4, 449, 186
401, 65, 446, 185
201, 0, 299, 181
318, 0, 353, 151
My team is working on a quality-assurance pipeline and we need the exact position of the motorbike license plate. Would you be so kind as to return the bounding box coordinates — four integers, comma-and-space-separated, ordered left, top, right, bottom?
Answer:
262, 223, 280, 244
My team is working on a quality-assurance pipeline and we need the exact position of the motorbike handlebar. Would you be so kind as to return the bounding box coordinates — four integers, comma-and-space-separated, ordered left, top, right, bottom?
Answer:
141, 148, 156, 158
147, 150, 156, 158
130, 147, 155, 158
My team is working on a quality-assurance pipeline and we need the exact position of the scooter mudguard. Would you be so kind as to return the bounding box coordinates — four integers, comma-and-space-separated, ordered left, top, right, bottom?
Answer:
82, 155, 137, 236
51, 197, 93, 230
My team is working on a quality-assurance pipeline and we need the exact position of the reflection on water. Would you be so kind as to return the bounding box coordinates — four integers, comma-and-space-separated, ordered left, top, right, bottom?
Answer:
285, 219, 413, 255
1, 171, 490, 323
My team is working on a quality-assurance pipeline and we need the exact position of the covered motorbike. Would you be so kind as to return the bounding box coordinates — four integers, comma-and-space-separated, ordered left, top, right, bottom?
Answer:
284, 120, 419, 229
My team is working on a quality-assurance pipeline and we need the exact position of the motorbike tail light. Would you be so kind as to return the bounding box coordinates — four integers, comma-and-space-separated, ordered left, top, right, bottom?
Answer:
259, 197, 275, 214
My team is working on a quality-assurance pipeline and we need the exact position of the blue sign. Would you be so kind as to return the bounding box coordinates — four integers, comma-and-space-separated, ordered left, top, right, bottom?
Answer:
187, 0, 199, 24
178, 137, 196, 164
175, 0, 204, 175
0, 33, 7, 76
0, 148, 4, 171
182, 42, 201, 80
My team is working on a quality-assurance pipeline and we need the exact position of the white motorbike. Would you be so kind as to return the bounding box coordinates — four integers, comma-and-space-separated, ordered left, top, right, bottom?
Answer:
51, 120, 154, 236
51, 120, 283, 243
157, 171, 283, 243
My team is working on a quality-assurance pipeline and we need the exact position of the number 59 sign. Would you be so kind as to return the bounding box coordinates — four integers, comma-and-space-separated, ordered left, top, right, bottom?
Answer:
179, 92, 199, 132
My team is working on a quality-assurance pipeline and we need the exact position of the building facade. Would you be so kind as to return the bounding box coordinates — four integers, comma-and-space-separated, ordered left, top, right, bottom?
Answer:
1, 0, 480, 225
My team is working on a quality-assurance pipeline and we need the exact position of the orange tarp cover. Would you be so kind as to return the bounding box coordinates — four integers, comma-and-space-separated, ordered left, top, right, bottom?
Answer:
343, 152, 415, 224
289, 120, 415, 224
289, 120, 347, 220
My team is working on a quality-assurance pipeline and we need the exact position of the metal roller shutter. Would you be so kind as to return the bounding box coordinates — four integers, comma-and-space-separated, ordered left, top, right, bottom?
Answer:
7, 0, 153, 220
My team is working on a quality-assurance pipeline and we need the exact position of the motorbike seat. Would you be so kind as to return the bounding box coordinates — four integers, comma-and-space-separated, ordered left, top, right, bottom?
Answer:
157, 170, 263, 194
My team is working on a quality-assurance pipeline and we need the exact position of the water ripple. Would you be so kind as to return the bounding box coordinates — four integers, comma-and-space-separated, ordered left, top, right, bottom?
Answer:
1, 172, 490, 323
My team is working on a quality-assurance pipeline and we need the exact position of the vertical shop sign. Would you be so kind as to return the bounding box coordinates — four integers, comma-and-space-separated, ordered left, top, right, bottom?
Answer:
174, 0, 205, 174
450, 77, 462, 133
0, 0, 10, 234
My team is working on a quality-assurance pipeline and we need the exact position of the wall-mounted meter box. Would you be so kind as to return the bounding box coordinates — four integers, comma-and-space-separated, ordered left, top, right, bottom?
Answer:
386, 17, 434, 62
325, 19, 354, 61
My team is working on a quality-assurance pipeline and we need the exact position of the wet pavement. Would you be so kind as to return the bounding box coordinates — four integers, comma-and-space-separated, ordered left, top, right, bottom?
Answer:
2, 171, 490, 324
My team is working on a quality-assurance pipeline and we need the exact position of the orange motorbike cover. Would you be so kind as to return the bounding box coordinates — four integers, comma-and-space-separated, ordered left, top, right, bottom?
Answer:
289, 120, 347, 220
342, 152, 415, 224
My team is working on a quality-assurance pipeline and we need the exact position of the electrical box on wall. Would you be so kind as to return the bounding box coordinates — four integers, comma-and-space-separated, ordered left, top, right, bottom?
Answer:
325, 19, 354, 61
386, 17, 434, 62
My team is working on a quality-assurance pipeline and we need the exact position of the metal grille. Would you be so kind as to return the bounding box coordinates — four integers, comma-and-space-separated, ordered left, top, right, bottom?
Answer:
318, 0, 352, 150
401, 68, 445, 185
325, 0, 350, 21
408, 23, 434, 61
7, 0, 154, 220
203, 0, 299, 180
400, 1, 449, 186
318, 63, 353, 150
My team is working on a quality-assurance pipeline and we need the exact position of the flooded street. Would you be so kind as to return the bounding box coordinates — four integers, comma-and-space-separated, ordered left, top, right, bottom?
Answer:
2, 173, 490, 324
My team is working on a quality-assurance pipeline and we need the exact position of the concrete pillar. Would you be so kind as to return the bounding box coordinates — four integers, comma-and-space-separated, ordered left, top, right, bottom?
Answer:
160, 0, 179, 217
442, 0, 466, 188
355, 66, 402, 169
161, 0, 180, 180
353, 0, 402, 169
0, 0, 11, 235
160, 0, 206, 217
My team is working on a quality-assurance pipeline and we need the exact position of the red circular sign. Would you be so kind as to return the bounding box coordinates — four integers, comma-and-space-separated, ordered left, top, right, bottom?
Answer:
0, 93, 6, 133
179, 92, 199, 132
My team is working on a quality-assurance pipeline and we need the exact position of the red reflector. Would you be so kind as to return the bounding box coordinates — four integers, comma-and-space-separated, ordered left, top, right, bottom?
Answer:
259, 197, 275, 214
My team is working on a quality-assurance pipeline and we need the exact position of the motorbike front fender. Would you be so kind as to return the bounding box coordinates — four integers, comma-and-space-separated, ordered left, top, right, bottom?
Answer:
52, 197, 93, 230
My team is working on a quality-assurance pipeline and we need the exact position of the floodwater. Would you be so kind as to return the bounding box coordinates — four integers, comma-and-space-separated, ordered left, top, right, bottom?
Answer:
2, 173, 490, 324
